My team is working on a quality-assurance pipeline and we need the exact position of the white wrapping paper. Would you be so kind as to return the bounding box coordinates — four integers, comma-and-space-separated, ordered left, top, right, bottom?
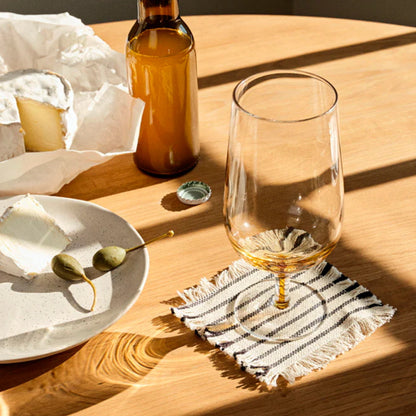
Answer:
0, 12, 144, 195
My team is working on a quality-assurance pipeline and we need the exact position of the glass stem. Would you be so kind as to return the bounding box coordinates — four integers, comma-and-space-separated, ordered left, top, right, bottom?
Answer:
274, 273, 290, 309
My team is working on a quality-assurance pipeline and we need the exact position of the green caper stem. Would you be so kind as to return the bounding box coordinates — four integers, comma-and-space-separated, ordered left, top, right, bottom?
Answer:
125, 230, 174, 253
81, 273, 97, 311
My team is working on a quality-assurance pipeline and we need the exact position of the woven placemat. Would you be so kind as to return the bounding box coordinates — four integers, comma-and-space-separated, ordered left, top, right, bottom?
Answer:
172, 259, 395, 385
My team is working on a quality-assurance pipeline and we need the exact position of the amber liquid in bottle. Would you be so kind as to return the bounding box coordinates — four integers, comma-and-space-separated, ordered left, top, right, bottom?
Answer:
126, 0, 199, 176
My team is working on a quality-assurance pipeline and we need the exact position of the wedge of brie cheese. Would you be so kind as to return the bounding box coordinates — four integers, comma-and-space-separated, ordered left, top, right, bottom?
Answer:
0, 69, 77, 155
0, 195, 71, 279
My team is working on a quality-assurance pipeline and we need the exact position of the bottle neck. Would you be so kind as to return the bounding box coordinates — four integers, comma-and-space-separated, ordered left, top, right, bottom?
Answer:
138, 0, 180, 24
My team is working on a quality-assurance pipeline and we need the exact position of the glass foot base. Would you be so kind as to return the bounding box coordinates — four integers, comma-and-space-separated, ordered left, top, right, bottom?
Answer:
233, 278, 327, 342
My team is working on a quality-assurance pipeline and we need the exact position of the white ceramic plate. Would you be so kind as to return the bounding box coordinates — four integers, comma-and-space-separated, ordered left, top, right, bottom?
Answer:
0, 195, 149, 363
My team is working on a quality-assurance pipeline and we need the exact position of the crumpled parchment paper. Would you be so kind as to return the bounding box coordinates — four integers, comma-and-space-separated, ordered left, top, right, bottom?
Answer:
0, 12, 144, 195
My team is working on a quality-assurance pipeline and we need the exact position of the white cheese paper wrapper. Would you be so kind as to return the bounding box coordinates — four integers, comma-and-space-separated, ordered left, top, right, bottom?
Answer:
0, 12, 144, 195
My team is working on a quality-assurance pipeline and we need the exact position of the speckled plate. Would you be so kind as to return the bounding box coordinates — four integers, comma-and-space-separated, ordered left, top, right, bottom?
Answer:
0, 195, 149, 363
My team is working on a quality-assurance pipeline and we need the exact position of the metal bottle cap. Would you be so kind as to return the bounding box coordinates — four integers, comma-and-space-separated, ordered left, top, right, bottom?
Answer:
177, 181, 212, 205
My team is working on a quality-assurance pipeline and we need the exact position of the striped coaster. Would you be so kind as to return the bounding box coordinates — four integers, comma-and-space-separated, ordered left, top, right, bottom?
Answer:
172, 260, 395, 385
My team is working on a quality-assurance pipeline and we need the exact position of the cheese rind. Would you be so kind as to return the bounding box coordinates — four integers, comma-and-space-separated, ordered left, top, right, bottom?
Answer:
0, 69, 77, 156
0, 93, 25, 161
0, 195, 71, 279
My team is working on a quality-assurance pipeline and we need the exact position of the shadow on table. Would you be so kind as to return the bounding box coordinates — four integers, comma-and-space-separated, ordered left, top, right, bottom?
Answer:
199, 31, 416, 89
47, 156, 416, 415
153, 182, 415, 414
2, 304, 410, 416
56, 153, 166, 200
57, 27, 416, 202
0, 231, 414, 415
135, 159, 416, 256
0, 322, 212, 416
45, 30, 416, 414
192, 346, 415, 415
157, 242, 414, 415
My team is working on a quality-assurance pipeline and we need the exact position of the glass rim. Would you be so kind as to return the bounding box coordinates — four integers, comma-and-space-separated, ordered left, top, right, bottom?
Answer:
232, 69, 339, 123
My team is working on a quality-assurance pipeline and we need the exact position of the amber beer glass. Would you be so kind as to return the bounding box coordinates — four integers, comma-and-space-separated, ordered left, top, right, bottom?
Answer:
126, 0, 199, 176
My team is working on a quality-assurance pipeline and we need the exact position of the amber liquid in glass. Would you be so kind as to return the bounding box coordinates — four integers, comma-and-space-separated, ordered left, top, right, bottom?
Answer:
226, 228, 337, 309
126, 26, 199, 176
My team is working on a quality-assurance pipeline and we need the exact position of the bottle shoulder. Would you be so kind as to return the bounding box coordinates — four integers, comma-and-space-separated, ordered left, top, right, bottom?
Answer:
127, 16, 193, 41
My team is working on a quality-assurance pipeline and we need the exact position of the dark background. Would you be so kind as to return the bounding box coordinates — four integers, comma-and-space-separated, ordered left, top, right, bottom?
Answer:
0, 0, 415, 26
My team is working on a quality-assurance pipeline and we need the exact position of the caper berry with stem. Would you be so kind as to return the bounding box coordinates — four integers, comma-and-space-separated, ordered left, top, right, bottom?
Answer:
93, 230, 174, 272
51, 253, 97, 311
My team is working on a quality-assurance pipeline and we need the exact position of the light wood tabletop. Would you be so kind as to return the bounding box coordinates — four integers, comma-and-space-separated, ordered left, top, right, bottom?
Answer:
1, 14, 416, 416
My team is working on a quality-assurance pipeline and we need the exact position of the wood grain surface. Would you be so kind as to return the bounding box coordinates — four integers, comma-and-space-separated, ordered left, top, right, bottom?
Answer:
1, 15, 415, 416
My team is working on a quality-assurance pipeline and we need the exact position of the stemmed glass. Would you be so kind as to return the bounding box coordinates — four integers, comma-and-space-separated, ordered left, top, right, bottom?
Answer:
224, 69, 343, 342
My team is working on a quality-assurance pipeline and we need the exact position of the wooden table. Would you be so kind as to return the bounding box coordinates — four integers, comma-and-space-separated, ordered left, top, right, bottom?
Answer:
2, 14, 416, 416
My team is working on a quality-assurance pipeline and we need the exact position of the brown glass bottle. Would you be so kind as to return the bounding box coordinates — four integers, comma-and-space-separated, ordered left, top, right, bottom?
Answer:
126, 0, 199, 176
